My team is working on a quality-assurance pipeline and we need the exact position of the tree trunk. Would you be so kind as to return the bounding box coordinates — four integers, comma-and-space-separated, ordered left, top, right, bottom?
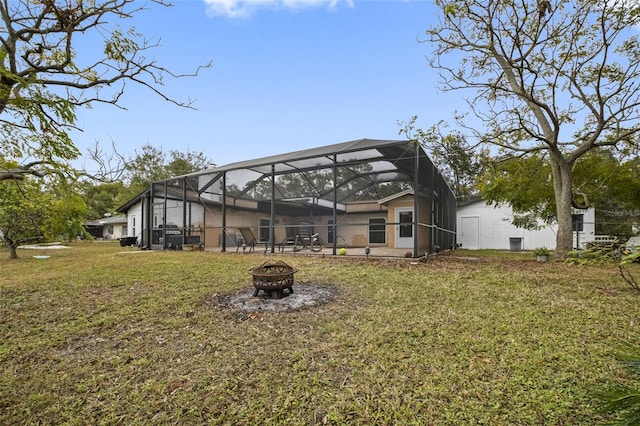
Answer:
9, 244, 18, 259
550, 156, 575, 257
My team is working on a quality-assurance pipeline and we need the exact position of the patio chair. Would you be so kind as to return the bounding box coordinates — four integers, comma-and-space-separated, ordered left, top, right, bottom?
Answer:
297, 222, 323, 252
279, 224, 302, 252
296, 222, 314, 248
236, 227, 257, 252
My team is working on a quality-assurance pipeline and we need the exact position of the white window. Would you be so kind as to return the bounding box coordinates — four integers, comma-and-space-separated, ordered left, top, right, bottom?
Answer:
369, 218, 386, 244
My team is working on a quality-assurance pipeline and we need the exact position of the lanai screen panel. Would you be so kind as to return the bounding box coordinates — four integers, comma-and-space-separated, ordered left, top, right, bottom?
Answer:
212, 140, 419, 206
148, 139, 457, 255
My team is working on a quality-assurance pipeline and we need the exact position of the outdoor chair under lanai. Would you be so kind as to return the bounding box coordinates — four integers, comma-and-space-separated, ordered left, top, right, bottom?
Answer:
236, 227, 257, 252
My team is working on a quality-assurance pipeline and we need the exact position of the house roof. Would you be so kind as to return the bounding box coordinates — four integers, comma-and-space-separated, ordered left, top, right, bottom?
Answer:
456, 195, 483, 208
378, 189, 415, 205
179, 138, 439, 203
182, 138, 411, 177
116, 189, 150, 213
86, 215, 127, 226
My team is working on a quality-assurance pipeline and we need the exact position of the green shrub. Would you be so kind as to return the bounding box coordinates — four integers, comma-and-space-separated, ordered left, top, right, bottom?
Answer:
565, 241, 640, 292
597, 343, 640, 425
533, 246, 551, 256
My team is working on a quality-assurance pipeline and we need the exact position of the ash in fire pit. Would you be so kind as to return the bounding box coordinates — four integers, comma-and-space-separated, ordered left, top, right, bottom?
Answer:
209, 261, 338, 315
212, 282, 338, 314
249, 260, 298, 299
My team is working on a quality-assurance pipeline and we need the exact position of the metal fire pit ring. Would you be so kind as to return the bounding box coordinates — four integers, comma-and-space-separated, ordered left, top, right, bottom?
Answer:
249, 260, 298, 299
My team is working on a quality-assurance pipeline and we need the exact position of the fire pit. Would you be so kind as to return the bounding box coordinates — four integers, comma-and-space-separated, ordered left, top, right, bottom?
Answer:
249, 260, 298, 299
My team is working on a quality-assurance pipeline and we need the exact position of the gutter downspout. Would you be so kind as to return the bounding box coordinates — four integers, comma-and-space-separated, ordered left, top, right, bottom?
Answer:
270, 164, 276, 254
413, 143, 420, 258
222, 172, 227, 252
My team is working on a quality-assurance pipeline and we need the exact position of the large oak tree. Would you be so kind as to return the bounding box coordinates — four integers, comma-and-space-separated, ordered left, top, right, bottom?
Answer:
426, 0, 640, 255
0, 0, 209, 181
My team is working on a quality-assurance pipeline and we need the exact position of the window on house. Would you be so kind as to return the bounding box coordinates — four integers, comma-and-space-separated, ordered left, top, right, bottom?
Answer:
259, 219, 270, 242
122, 225, 128, 236
398, 211, 413, 238
431, 196, 442, 227
369, 218, 386, 244
107, 225, 114, 235
572, 214, 584, 232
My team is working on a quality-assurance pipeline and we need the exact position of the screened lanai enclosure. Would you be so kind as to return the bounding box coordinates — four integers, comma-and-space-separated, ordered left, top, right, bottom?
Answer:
118, 139, 457, 258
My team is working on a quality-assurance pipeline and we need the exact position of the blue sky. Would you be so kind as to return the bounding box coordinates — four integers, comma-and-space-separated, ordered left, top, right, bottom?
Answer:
73, 0, 464, 170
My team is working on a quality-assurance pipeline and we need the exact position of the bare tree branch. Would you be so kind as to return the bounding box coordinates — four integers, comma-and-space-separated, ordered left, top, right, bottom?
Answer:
0, 160, 49, 181
0, 0, 212, 181
79, 139, 128, 182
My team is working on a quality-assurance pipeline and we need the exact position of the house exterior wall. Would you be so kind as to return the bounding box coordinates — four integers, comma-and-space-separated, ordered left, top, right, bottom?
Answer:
575, 208, 597, 243
327, 212, 389, 247
103, 223, 126, 239
385, 197, 413, 249
126, 203, 142, 239
203, 205, 223, 247
202, 207, 391, 249
122, 194, 443, 253
95, 215, 128, 240
457, 201, 596, 250
151, 200, 205, 228
133, 198, 205, 248
382, 195, 429, 254
202, 206, 296, 248
345, 201, 386, 213
417, 196, 430, 254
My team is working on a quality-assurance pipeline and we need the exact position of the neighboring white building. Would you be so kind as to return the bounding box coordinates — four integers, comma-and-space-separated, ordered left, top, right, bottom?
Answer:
457, 198, 596, 251
85, 215, 128, 240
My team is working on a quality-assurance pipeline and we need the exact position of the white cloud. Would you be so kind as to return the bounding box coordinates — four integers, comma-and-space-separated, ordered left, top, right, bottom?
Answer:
203, 0, 355, 18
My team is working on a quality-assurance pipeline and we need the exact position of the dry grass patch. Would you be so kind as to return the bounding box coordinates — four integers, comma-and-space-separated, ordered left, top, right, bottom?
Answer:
1, 242, 638, 424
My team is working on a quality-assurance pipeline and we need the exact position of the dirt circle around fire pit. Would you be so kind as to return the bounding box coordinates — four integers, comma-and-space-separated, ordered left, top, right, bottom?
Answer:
213, 282, 338, 313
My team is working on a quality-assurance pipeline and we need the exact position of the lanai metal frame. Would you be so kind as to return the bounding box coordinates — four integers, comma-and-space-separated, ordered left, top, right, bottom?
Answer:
131, 138, 457, 257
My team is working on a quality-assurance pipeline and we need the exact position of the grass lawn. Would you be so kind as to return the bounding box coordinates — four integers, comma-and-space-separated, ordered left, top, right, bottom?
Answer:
1, 242, 638, 424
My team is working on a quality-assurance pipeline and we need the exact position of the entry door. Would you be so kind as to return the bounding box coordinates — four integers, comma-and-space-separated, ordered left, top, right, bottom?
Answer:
151, 202, 165, 248
461, 216, 479, 250
395, 208, 414, 249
